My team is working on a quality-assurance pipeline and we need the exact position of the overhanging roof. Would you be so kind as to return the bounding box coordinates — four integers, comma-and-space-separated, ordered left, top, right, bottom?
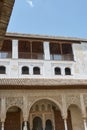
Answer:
5, 32, 87, 43
0, 78, 87, 89
0, 0, 15, 43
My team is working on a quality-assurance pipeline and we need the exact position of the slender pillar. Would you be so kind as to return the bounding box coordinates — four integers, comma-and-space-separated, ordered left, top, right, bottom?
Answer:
23, 121, 28, 130
1, 122, 4, 130
83, 119, 87, 130
42, 114, 45, 130
43, 42, 50, 60
64, 119, 68, 130
12, 39, 18, 58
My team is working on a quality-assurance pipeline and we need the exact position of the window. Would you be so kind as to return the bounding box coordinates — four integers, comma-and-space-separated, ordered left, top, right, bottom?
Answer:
0, 40, 12, 58
55, 67, 61, 75
45, 120, 53, 130
22, 66, 29, 74
65, 67, 71, 75
18, 40, 44, 59
35, 105, 39, 111
33, 67, 40, 75
33, 117, 42, 130
50, 43, 61, 60
0, 66, 6, 74
50, 42, 73, 61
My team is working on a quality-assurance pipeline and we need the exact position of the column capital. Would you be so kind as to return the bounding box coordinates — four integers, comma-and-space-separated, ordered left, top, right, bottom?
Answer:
62, 112, 68, 120
23, 116, 29, 122
82, 115, 87, 119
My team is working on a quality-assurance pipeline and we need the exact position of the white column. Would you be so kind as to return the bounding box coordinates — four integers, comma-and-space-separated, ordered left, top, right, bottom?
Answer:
64, 119, 68, 130
42, 114, 45, 130
23, 121, 28, 130
83, 119, 87, 130
12, 39, 18, 58
43, 42, 50, 60
1, 122, 4, 130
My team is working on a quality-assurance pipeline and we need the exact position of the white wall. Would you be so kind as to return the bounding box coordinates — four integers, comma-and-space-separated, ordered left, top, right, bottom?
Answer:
0, 41, 87, 79
69, 106, 84, 130
72, 42, 87, 78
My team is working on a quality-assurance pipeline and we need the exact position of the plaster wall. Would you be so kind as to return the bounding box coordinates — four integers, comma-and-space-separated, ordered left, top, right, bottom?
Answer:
72, 42, 87, 78
0, 41, 87, 79
70, 106, 84, 130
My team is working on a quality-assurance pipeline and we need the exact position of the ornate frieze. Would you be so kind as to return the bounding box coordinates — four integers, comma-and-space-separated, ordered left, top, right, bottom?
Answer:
27, 94, 62, 114
66, 95, 81, 109
83, 95, 87, 107
6, 97, 23, 111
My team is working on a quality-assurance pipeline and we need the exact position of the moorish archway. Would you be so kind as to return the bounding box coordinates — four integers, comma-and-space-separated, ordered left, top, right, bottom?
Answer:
28, 99, 65, 130
5, 106, 23, 130
68, 104, 84, 130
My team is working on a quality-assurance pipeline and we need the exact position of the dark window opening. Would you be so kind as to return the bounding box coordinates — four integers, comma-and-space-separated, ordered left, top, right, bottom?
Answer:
55, 67, 61, 75
18, 41, 31, 59
65, 67, 71, 75
50, 42, 73, 61
33, 67, 40, 75
33, 117, 43, 130
45, 120, 53, 130
22, 66, 29, 74
0, 66, 6, 74
18, 41, 44, 59
0, 40, 12, 58
62, 44, 72, 54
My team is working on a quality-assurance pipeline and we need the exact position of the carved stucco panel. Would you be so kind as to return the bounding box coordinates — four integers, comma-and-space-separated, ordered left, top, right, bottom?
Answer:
66, 95, 81, 109
28, 95, 62, 112
83, 94, 87, 107
6, 97, 23, 111
0, 98, 1, 115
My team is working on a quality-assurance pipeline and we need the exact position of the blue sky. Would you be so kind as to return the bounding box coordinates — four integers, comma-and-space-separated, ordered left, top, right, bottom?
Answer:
7, 0, 87, 38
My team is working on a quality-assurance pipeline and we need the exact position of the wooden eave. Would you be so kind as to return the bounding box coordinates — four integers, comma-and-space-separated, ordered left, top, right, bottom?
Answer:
0, 85, 87, 90
0, 0, 15, 43
5, 33, 87, 43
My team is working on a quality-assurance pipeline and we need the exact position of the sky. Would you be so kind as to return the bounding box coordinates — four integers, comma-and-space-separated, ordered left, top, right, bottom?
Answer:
7, 0, 87, 38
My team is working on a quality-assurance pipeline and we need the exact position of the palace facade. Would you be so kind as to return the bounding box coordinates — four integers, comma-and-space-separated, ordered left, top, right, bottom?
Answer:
0, 1, 87, 130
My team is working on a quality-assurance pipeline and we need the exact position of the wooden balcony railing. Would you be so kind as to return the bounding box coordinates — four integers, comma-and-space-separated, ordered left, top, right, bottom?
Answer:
19, 52, 44, 60
0, 52, 12, 58
50, 54, 74, 61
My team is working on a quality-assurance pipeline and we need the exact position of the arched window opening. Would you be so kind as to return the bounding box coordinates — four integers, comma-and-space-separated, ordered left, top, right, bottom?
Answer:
55, 67, 61, 75
35, 105, 39, 111
65, 67, 71, 75
42, 104, 45, 111
45, 120, 53, 130
0, 66, 6, 74
22, 66, 29, 74
33, 117, 43, 130
33, 67, 40, 75
47, 104, 51, 111
5, 106, 22, 130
